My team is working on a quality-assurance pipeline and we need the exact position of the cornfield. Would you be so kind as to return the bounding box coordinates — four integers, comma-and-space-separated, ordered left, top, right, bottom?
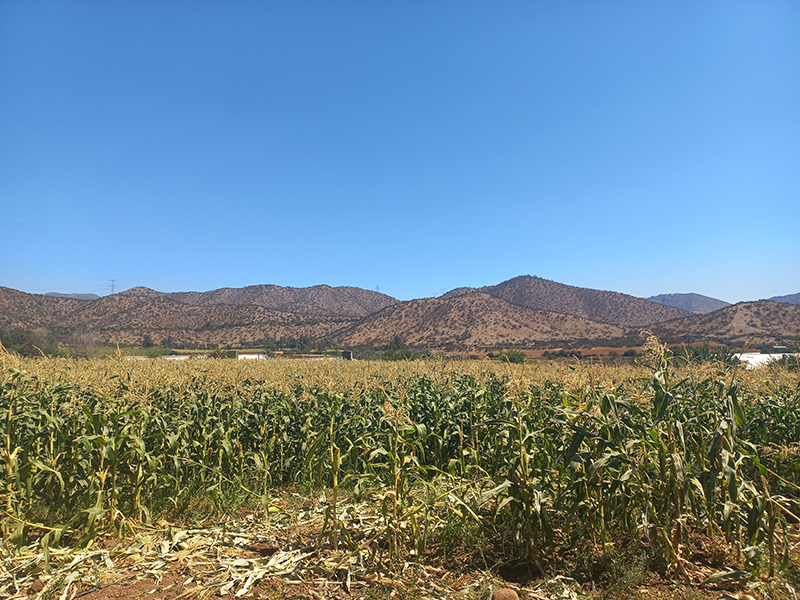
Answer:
1, 341, 799, 580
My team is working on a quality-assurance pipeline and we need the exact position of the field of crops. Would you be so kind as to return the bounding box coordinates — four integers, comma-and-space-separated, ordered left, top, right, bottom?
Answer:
2, 339, 800, 597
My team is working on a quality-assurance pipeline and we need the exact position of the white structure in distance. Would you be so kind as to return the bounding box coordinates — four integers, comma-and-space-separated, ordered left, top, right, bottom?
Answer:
734, 353, 799, 369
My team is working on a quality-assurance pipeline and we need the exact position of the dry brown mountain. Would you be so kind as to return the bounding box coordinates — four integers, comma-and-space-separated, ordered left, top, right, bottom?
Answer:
0, 287, 356, 347
439, 287, 477, 299
120, 284, 397, 317
442, 276, 690, 326
5, 281, 799, 351
335, 293, 630, 349
1, 287, 86, 328
649, 300, 800, 346
117, 286, 163, 298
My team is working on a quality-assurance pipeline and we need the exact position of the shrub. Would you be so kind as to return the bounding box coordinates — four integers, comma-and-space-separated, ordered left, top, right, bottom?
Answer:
500, 348, 526, 363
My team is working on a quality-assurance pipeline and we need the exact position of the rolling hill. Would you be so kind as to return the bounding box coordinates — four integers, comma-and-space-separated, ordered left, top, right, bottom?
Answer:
4, 279, 799, 351
119, 284, 397, 317
335, 293, 629, 348
0, 287, 87, 327
0, 287, 357, 347
649, 300, 800, 346
442, 276, 690, 326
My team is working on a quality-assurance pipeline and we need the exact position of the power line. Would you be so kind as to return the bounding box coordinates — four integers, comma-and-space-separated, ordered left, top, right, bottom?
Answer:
109, 279, 117, 294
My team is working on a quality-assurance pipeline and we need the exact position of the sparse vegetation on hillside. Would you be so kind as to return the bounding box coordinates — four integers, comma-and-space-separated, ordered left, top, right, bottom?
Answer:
475, 275, 693, 326
651, 300, 800, 346
0, 287, 358, 348
121, 283, 399, 316
3, 284, 800, 354
336, 293, 630, 349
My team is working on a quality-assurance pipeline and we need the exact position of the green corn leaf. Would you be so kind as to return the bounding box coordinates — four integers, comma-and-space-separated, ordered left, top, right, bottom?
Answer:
477, 480, 512, 506
701, 569, 750, 585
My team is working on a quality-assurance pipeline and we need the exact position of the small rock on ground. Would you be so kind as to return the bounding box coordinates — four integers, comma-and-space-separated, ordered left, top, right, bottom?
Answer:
493, 589, 520, 600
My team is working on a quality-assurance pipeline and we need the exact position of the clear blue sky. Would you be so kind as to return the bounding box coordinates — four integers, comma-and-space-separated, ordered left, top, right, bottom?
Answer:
2, 1, 798, 303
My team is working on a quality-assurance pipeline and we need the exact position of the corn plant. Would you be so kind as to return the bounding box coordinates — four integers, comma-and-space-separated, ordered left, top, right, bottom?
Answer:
0, 348, 797, 579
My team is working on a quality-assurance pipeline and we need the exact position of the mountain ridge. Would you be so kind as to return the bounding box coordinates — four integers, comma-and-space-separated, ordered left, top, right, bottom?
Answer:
770, 292, 800, 306
645, 293, 731, 315
336, 292, 630, 348
119, 284, 397, 317
3, 279, 799, 350
442, 276, 691, 326
650, 300, 800, 346
45, 292, 101, 301
0, 287, 357, 347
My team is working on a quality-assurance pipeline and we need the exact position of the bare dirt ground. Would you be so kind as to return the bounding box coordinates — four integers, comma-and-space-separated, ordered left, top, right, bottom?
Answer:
7, 495, 799, 600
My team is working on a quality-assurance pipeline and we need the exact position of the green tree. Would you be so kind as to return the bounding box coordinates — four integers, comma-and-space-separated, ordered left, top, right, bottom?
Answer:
500, 348, 526, 364
387, 335, 407, 351
384, 348, 415, 361
0, 328, 27, 350
142, 334, 154, 348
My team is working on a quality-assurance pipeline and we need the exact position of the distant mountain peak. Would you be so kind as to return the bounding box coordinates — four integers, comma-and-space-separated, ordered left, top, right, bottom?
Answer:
455, 276, 691, 327
645, 293, 730, 315
651, 299, 800, 346
439, 286, 477, 299
336, 292, 628, 349
118, 286, 162, 297
3, 278, 799, 351
45, 292, 100, 301
769, 292, 800, 305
